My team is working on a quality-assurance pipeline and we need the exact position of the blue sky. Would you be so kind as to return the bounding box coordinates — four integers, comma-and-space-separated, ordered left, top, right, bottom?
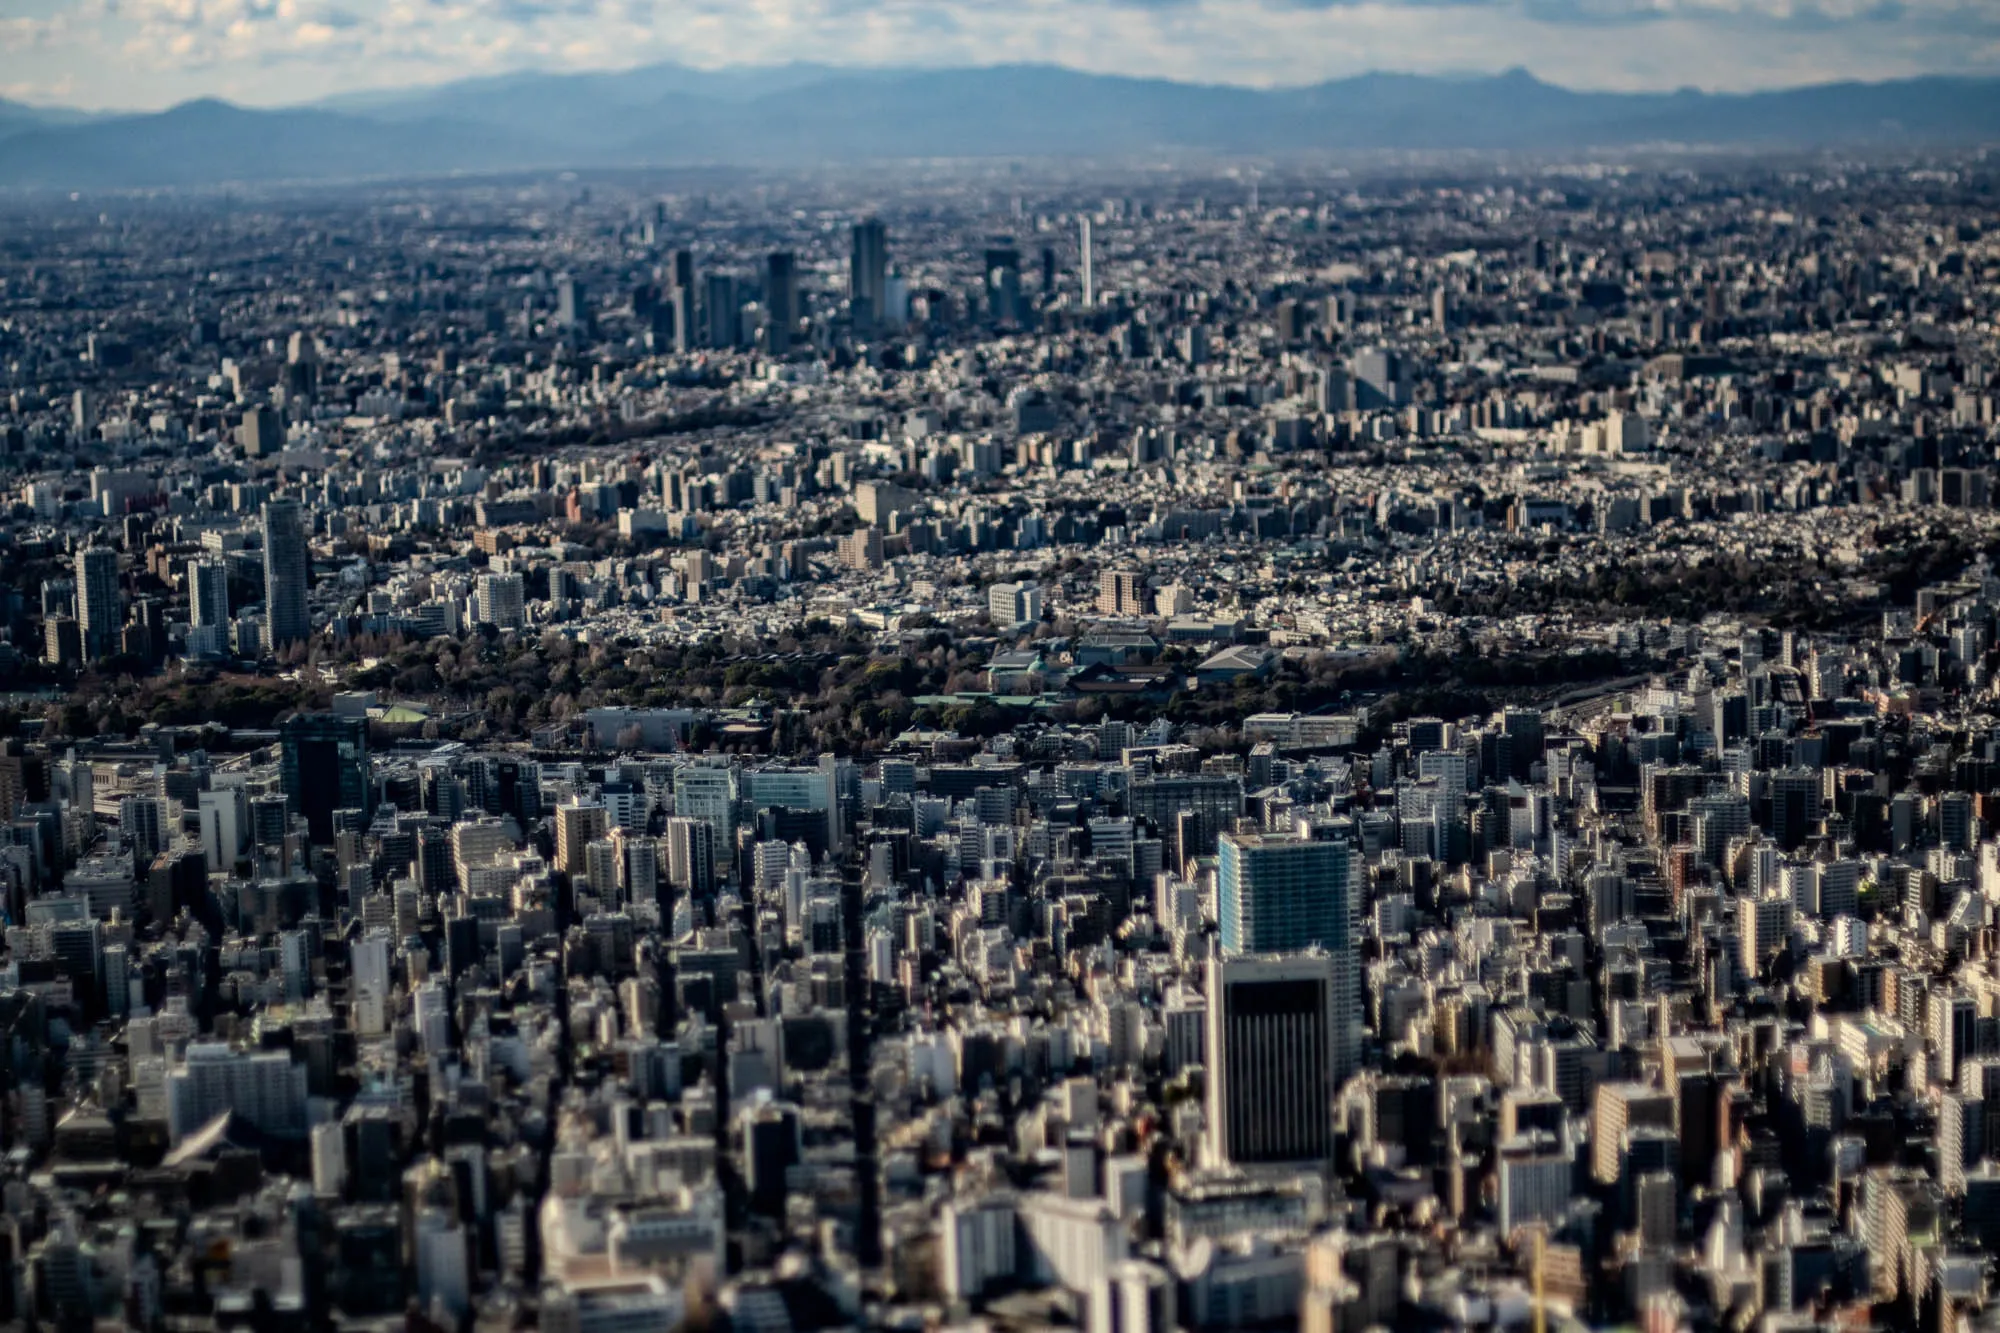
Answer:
3, 0, 1995, 110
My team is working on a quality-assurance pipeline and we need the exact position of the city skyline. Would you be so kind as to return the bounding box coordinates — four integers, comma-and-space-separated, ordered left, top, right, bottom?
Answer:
3, 51, 2000, 1328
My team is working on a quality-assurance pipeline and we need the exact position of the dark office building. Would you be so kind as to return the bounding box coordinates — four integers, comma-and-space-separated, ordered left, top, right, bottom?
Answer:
1205, 951, 1342, 1167
262, 498, 311, 654
281, 712, 371, 845
764, 252, 797, 354
850, 219, 888, 329
984, 241, 1022, 325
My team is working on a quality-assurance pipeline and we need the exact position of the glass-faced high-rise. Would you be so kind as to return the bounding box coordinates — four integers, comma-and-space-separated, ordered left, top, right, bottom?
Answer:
280, 712, 369, 845
1218, 831, 1357, 956
262, 498, 310, 653
1217, 831, 1362, 1090
74, 546, 120, 660
850, 220, 888, 329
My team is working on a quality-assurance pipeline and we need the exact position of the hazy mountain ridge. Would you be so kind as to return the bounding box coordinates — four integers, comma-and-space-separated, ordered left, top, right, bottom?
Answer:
4, 63, 1998, 190
0, 98, 110, 141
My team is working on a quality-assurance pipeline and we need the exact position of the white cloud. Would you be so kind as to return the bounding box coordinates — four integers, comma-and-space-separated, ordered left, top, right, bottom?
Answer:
5, 0, 1995, 109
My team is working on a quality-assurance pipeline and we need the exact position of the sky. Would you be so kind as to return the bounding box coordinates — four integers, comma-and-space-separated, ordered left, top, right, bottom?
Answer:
2, 0, 1997, 111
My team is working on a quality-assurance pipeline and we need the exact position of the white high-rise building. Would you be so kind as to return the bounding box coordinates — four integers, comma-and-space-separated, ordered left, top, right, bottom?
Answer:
352, 930, 391, 1037
474, 572, 526, 630
190, 559, 230, 627
673, 764, 736, 840
164, 1042, 308, 1144
414, 977, 450, 1055
1080, 216, 1094, 308
311, 1120, 346, 1198
987, 581, 1045, 630
198, 787, 247, 873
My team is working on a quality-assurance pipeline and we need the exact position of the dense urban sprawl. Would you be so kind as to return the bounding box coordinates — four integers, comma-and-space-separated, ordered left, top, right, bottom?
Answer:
0, 153, 1999, 1331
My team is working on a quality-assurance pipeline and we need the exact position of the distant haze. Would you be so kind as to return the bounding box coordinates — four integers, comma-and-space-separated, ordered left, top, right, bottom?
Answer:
1, 63, 1999, 191
6, 0, 2000, 111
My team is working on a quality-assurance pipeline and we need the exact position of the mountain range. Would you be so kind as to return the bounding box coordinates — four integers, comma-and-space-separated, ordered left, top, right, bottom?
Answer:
1, 63, 1997, 191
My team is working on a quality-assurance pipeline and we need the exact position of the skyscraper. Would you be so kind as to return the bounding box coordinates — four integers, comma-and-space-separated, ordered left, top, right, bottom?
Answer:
704, 273, 740, 349
1206, 950, 1343, 1166
555, 801, 610, 877
262, 498, 310, 654
1079, 216, 1094, 308
666, 249, 696, 353
281, 712, 370, 845
189, 559, 229, 628
764, 251, 797, 355
554, 274, 587, 330
666, 815, 718, 897
1218, 832, 1359, 956
474, 572, 526, 630
1096, 569, 1148, 618
1216, 832, 1362, 1086
74, 546, 120, 660
850, 219, 888, 330
984, 241, 1022, 325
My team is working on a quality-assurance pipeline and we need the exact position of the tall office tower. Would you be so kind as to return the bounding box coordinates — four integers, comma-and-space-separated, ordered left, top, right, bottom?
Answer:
554, 801, 610, 877
198, 787, 247, 873
102, 943, 130, 1018
1941, 790, 1975, 853
413, 1207, 471, 1319
704, 273, 740, 349
664, 283, 693, 353
281, 712, 371, 846
764, 251, 797, 355
50, 919, 103, 1012
1350, 346, 1408, 409
583, 839, 621, 901
352, 930, 392, 1036
41, 577, 74, 620
1206, 950, 1343, 1166
984, 241, 1022, 325
1217, 833, 1343, 951
1096, 568, 1148, 618
1932, 990, 1979, 1087
666, 816, 718, 897
614, 830, 659, 905
190, 559, 229, 628
121, 795, 166, 862
665, 249, 696, 352
850, 219, 888, 330
554, 274, 586, 330
1591, 1081, 1677, 1186
237, 405, 284, 457
1941, 1092, 1984, 1195
1768, 766, 1820, 850
75, 546, 120, 660
674, 764, 738, 848
1079, 216, 1094, 308
248, 793, 289, 849
261, 498, 310, 654
473, 572, 526, 630
1217, 832, 1361, 1079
